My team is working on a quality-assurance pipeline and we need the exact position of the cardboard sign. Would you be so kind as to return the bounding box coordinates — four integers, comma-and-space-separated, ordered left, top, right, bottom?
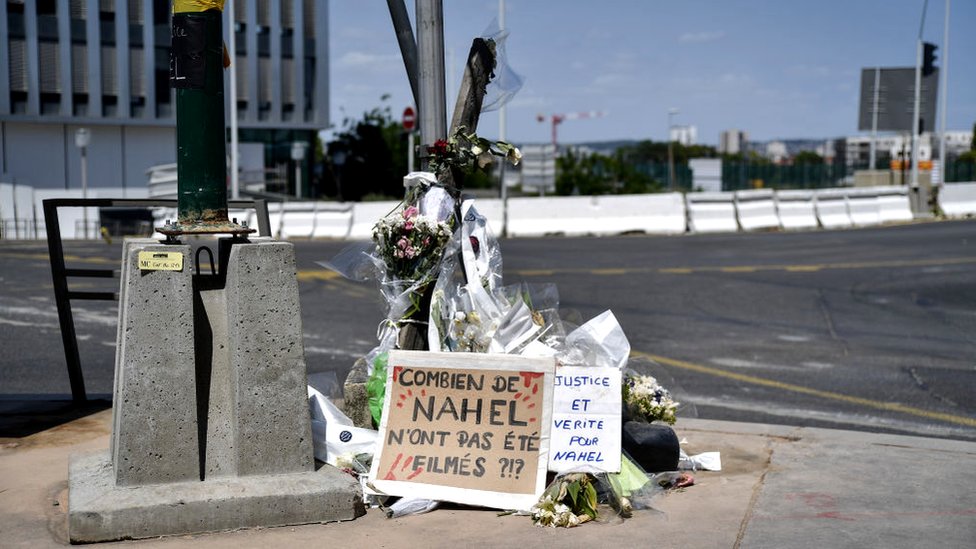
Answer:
549, 366, 621, 473
368, 351, 555, 511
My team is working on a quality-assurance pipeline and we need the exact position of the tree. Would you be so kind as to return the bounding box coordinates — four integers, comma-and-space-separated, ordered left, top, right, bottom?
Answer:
793, 151, 824, 165
322, 96, 408, 201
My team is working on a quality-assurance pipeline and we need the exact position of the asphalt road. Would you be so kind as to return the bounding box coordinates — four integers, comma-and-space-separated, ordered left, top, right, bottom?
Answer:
1, 220, 974, 441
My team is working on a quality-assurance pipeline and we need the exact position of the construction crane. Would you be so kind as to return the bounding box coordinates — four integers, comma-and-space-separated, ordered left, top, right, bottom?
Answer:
536, 111, 606, 149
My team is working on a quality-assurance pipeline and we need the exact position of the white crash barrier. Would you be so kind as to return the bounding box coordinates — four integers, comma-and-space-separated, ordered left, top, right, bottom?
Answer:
845, 187, 882, 227
506, 196, 583, 237
874, 186, 914, 223
734, 189, 779, 231
938, 182, 976, 218
348, 201, 400, 239
815, 188, 853, 229
637, 192, 686, 234
270, 202, 353, 239
774, 190, 818, 230
686, 191, 737, 233
505, 193, 686, 237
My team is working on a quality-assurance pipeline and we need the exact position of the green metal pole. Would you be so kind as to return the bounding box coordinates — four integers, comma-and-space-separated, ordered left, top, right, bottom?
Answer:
160, 1, 251, 237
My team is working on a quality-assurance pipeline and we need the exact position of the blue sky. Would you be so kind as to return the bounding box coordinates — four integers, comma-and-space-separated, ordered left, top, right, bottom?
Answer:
328, 1, 974, 146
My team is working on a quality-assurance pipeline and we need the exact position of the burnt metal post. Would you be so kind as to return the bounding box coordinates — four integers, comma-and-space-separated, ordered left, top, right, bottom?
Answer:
161, 1, 251, 237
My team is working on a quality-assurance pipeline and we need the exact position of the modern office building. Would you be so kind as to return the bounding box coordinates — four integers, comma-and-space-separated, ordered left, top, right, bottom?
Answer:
0, 0, 328, 196
718, 129, 748, 155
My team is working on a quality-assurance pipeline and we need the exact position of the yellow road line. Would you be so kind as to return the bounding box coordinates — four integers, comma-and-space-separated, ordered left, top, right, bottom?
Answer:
633, 351, 976, 429
296, 270, 342, 282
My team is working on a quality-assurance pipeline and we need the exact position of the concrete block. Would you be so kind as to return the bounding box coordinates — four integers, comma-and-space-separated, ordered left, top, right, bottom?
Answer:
224, 240, 314, 476
69, 450, 365, 543
111, 239, 200, 486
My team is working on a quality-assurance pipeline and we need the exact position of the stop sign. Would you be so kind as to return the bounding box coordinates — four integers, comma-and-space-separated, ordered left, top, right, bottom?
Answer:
402, 106, 416, 131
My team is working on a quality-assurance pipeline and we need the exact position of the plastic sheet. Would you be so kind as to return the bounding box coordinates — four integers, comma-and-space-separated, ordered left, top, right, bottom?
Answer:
307, 385, 378, 470
478, 19, 525, 113
557, 310, 631, 369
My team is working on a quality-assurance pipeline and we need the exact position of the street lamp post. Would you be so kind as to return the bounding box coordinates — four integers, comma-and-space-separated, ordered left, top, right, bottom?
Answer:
291, 141, 307, 199
74, 128, 91, 239
667, 108, 679, 190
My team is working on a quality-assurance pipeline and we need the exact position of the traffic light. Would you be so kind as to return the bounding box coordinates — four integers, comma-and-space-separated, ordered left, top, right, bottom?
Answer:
922, 42, 938, 76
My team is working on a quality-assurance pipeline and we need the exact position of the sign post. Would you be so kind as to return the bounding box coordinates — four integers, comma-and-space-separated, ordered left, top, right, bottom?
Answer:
369, 351, 555, 511
403, 106, 416, 173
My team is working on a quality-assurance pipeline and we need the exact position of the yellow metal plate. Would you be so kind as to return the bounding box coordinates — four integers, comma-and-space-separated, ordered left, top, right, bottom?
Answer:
138, 251, 184, 271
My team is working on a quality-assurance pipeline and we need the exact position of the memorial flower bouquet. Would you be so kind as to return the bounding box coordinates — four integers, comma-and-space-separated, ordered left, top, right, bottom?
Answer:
530, 473, 598, 528
622, 371, 679, 425
371, 202, 454, 322
426, 125, 522, 180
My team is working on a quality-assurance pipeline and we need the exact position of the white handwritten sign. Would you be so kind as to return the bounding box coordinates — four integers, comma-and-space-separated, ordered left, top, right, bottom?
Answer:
368, 351, 555, 511
549, 366, 621, 473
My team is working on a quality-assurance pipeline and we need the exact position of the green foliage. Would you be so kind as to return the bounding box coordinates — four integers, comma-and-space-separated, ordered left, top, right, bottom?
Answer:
555, 149, 662, 196
793, 151, 824, 165
366, 352, 390, 428
324, 95, 409, 201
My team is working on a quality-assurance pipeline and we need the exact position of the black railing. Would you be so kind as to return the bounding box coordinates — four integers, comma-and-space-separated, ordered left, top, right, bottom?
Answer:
42, 198, 270, 402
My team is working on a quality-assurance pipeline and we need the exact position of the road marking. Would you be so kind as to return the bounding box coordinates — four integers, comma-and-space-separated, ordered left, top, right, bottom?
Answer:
296, 270, 342, 282
633, 351, 976, 429
510, 256, 976, 277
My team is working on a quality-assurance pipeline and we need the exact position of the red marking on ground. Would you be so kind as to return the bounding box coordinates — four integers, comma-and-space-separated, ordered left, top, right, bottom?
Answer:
514, 392, 522, 399
401, 456, 414, 471
407, 389, 413, 396
519, 371, 544, 387
528, 403, 536, 409
522, 395, 531, 402
532, 384, 538, 394
422, 389, 426, 397
393, 366, 403, 382
529, 418, 537, 422
399, 393, 407, 400
407, 468, 424, 480
384, 471, 396, 480
396, 402, 403, 408
786, 492, 836, 509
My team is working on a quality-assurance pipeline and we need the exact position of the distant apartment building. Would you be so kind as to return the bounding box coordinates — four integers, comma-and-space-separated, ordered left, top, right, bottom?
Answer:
669, 124, 696, 146
845, 131, 971, 171
0, 0, 328, 195
765, 140, 787, 163
718, 129, 748, 154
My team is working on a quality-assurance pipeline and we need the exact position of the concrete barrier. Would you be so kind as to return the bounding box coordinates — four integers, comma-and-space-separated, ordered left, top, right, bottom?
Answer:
268, 202, 353, 240
875, 186, 914, 223
506, 193, 686, 237
774, 190, 818, 230
846, 187, 882, 227
734, 189, 779, 231
686, 192, 737, 233
814, 188, 853, 229
938, 182, 976, 218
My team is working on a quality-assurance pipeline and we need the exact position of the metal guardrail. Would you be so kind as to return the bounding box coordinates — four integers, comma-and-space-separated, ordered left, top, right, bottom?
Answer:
42, 198, 271, 402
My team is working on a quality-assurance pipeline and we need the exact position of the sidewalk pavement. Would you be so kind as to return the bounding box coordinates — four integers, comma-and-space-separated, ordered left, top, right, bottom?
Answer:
1, 406, 974, 548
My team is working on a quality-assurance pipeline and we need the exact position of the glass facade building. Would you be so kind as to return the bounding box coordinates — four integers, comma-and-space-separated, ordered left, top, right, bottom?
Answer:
0, 0, 328, 194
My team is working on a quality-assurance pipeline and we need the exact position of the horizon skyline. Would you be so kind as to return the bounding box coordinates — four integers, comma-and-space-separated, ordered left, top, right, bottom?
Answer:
328, 1, 975, 147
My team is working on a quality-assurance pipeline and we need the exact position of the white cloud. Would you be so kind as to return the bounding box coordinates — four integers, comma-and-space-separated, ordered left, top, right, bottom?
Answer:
678, 30, 726, 43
